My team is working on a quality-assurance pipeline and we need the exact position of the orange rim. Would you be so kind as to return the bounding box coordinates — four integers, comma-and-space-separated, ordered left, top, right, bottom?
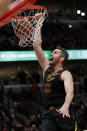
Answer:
13, 5, 47, 20
26, 5, 47, 10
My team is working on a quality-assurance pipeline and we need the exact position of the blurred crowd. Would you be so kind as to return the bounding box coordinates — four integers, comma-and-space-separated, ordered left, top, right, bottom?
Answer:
0, 80, 42, 131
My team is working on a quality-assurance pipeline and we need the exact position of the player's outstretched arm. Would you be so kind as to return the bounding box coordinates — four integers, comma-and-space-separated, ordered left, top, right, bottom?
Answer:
33, 13, 49, 71
62, 71, 74, 108
0, 0, 15, 17
56, 71, 74, 118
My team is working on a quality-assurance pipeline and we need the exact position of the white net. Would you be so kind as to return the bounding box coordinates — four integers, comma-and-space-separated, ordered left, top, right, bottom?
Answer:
11, 7, 47, 47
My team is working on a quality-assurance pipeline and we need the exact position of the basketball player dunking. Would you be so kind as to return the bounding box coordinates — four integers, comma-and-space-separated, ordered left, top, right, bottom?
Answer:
33, 14, 77, 131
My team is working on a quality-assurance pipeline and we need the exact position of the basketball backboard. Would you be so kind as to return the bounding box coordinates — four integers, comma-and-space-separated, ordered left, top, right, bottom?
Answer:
0, 0, 36, 27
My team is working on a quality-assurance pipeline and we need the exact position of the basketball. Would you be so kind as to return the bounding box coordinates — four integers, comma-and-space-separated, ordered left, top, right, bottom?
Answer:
15, 19, 33, 39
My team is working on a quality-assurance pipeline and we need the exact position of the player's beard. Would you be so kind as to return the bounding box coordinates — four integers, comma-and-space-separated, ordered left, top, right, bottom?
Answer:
49, 56, 61, 67
49, 59, 57, 67
49, 61, 55, 67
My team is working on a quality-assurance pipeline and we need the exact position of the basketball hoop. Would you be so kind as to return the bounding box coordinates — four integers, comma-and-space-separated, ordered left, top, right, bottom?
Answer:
11, 5, 48, 47
0, 0, 47, 47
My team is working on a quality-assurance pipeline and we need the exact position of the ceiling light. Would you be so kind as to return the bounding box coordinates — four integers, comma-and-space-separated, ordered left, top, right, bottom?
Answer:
77, 10, 81, 14
81, 12, 85, 16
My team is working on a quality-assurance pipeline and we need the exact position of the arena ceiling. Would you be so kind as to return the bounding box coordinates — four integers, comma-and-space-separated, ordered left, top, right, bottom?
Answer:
36, 0, 87, 8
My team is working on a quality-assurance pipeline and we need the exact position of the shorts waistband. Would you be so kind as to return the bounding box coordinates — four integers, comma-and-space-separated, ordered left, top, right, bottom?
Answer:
44, 106, 55, 112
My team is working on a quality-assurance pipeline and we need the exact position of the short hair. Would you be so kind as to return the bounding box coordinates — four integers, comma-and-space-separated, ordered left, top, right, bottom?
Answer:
56, 45, 69, 62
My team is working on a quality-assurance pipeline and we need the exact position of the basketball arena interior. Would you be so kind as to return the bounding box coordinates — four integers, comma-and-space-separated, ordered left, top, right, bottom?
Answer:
0, 0, 87, 130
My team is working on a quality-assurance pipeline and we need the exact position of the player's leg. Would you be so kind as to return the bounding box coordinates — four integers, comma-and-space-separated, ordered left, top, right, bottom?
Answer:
42, 119, 58, 131
0, 0, 15, 17
56, 116, 76, 131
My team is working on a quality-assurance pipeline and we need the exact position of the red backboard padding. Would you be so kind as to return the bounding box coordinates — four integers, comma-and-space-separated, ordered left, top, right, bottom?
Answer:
0, 0, 36, 27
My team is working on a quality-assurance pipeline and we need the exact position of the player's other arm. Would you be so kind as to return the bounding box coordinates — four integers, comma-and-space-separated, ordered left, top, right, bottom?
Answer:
62, 71, 74, 108
56, 71, 74, 118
